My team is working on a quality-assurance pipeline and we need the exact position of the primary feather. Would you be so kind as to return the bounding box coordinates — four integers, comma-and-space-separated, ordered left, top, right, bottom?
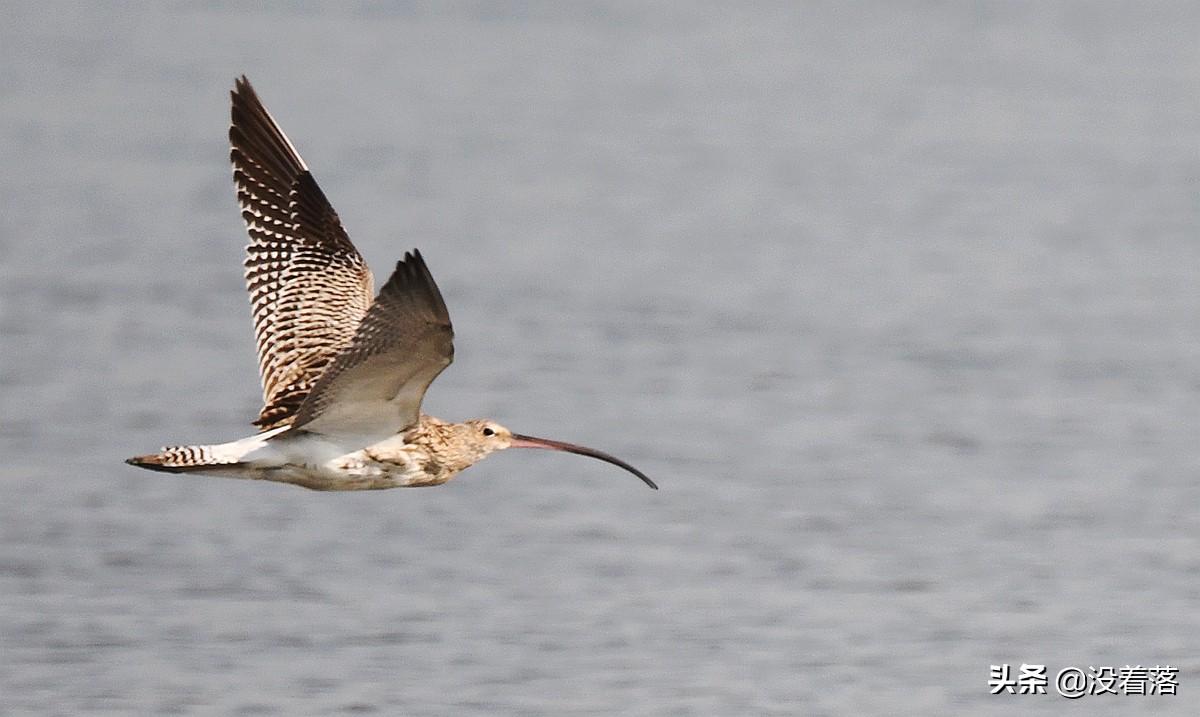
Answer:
230, 76, 375, 429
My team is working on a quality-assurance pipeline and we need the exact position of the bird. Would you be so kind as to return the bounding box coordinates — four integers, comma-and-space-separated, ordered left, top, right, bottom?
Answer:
126, 76, 656, 492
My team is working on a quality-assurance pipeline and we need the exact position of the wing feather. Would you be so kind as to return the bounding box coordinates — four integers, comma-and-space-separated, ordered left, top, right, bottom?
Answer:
230, 76, 375, 430
290, 250, 454, 443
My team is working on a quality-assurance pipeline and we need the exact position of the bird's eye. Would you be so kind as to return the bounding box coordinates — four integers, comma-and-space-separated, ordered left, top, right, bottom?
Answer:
482, 427, 495, 437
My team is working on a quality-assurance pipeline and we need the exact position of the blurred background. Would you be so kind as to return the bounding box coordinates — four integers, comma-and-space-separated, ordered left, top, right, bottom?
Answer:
2, 2, 1199, 715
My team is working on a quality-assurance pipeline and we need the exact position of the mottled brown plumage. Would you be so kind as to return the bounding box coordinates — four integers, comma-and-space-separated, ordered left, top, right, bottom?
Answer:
126, 77, 657, 492
231, 76, 375, 430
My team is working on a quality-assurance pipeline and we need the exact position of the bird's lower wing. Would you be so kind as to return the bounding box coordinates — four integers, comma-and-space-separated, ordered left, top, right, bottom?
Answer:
289, 250, 454, 445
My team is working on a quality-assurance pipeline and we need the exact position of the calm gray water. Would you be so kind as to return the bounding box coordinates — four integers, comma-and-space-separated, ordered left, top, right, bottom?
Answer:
3, 3, 1199, 715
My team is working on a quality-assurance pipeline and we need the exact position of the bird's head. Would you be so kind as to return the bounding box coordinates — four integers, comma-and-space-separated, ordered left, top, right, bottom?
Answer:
449, 418, 656, 489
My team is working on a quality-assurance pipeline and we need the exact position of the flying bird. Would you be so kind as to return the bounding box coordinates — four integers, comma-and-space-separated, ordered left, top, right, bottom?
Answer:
127, 77, 656, 492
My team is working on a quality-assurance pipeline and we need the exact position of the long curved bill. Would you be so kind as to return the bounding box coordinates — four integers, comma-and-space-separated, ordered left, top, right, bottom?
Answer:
509, 434, 658, 490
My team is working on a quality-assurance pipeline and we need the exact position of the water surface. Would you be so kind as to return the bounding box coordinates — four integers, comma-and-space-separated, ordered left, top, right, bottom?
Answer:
2, 3, 1199, 715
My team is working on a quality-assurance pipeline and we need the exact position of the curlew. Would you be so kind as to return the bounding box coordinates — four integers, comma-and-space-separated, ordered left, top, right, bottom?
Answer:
127, 77, 656, 492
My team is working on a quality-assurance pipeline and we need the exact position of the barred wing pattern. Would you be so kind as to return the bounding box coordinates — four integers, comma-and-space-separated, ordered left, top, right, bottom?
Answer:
230, 76, 375, 430
291, 250, 454, 443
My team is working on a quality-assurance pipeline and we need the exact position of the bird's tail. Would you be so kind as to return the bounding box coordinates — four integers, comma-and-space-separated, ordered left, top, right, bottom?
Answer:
126, 443, 244, 474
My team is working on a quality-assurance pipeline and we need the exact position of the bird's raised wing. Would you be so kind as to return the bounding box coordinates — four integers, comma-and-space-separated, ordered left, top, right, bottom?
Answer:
230, 76, 375, 430
289, 250, 454, 444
